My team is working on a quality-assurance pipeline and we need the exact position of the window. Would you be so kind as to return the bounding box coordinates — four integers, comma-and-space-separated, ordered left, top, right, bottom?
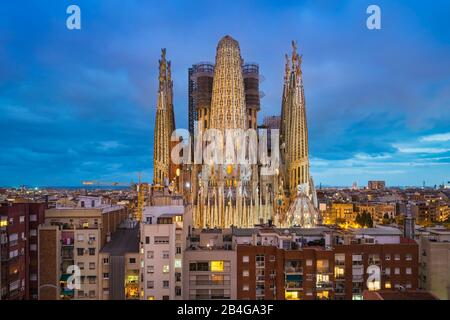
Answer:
30, 244, 37, 251
147, 266, 154, 274
88, 276, 96, 284
174, 259, 182, 269
270, 255, 276, 262
385, 254, 391, 261
385, 267, 390, 275
89, 248, 95, 255
145, 236, 150, 244
242, 256, 249, 263
175, 273, 182, 282
385, 281, 392, 289
30, 274, 37, 281
88, 235, 95, 242
176, 246, 182, 255
406, 254, 412, 261
394, 268, 400, 275
19, 216, 25, 223
154, 236, 169, 244
162, 296, 169, 300
89, 290, 95, 298
129, 258, 136, 264
89, 262, 95, 270
147, 251, 154, 259
242, 284, 249, 291
175, 286, 182, 296
210, 261, 224, 272
147, 281, 154, 289
30, 215, 37, 222
243, 270, 249, 277
77, 248, 84, 256
406, 268, 412, 275
78, 262, 85, 270
163, 280, 170, 288
394, 254, 400, 261
306, 259, 313, 267
103, 258, 109, 264
189, 262, 209, 271
30, 229, 37, 237
78, 291, 85, 298
406, 283, 412, 289
103, 273, 109, 279
163, 265, 170, 273
162, 251, 170, 259
77, 234, 84, 242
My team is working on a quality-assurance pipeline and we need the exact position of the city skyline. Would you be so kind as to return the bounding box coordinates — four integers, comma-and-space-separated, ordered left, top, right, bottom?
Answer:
1, 1, 450, 187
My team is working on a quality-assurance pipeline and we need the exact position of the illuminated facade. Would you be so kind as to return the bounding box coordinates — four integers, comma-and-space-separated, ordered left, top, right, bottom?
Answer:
153, 49, 175, 186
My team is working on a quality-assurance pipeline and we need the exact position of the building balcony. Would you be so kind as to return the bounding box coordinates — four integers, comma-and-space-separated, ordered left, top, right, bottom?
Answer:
316, 268, 332, 274
316, 282, 333, 289
285, 282, 303, 289
189, 280, 231, 286
285, 267, 303, 274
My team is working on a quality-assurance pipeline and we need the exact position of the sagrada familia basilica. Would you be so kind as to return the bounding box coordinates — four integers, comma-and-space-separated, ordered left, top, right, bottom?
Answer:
152, 35, 320, 229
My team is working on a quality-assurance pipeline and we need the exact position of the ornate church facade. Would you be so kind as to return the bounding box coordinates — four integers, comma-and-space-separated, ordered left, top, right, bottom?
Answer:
153, 36, 319, 228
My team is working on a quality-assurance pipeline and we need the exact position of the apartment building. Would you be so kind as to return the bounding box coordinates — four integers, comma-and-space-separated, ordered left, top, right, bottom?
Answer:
183, 229, 237, 300
419, 228, 450, 300
0, 202, 45, 300
235, 226, 419, 300
140, 194, 185, 300
99, 220, 140, 300
38, 196, 127, 300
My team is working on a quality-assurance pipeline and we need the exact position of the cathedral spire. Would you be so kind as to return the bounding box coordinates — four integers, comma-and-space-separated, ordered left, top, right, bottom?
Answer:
153, 48, 175, 186
209, 35, 247, 131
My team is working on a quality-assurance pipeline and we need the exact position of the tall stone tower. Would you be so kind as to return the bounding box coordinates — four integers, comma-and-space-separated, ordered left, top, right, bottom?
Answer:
153, 48, 175, 186
281, 42, 310, 198
209, 35, 247, 131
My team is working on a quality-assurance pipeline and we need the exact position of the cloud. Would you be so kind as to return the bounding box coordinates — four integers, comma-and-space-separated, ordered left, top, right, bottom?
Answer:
420, 132, 450, 142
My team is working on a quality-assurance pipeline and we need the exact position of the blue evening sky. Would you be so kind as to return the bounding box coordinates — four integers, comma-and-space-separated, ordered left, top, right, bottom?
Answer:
1, 0, 449, 187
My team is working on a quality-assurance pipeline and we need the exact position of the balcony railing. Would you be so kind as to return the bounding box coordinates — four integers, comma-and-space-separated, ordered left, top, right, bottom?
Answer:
285, 267, 303, 274
285, 282, 303, 289
189, 280, 231, 286
316, 282, 333, 289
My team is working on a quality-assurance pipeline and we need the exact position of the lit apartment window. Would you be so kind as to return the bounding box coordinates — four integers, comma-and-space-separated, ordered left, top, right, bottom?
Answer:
394, 268, 400, 275
147, 251, 154, 259
147, 281, 154, 289
77, 234, 84, 242
385, 281, 392, 289
306, 259, 313, 267
147, 266, 154, 274
210, 261, 224, 272
385, 254, 391, 261
406, 268, 412, 275
147, 296, 155, 300
163, 265, 170, 273
243, 284, 249, 291
394, 254, 400, 261
243, 270, 249, 277
242, 256, 249, 263
162, 251, 170, 259
89, 262, 95, 270
19, 216, 25, 223
406, 254, 412, 261
78, 262, 84, 270
174, 259, 182, 268
163, 281, 170, 288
